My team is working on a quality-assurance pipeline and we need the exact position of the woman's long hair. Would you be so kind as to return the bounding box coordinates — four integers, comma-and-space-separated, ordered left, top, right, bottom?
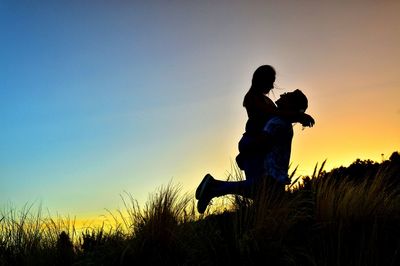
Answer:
244, 65, 276, 107
249, 65, 276, 93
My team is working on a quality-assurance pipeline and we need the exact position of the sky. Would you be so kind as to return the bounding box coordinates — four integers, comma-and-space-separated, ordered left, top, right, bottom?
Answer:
1, 0, 399, 220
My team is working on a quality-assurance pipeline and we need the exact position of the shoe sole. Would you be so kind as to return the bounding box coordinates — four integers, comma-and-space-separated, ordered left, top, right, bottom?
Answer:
197, 197, 210, 214
195, 174, 213, 200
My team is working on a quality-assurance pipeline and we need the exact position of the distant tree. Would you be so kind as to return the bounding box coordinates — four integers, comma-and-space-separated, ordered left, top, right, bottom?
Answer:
301, 151, 400, 188
389, 151, 400, 163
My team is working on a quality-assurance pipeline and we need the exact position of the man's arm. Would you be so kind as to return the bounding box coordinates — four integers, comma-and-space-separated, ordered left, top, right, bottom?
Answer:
248, 94, 314, 127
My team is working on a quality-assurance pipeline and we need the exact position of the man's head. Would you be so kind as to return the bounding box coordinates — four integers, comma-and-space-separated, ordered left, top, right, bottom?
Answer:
276, 89, 308, 113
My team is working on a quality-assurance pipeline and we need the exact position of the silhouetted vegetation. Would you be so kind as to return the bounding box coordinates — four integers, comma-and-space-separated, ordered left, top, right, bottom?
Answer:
1, 152, 399, 265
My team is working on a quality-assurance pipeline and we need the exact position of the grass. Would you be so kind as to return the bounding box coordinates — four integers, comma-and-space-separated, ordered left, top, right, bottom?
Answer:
1, 153, 399, 265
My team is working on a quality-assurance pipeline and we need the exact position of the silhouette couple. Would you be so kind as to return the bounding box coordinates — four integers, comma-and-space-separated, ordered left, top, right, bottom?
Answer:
196, 65, 315, 213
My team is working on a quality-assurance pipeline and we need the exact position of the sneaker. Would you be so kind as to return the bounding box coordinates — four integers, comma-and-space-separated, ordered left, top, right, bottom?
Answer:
195, 173, 213, 200
196, 174, 215, 213
283, 177, 291, 185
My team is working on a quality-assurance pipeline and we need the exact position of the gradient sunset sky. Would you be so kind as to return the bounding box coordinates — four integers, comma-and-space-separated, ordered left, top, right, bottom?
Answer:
1, 1, 399, 219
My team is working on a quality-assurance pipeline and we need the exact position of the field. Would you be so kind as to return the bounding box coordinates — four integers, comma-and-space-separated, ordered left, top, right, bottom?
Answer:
1, 152, 399, 266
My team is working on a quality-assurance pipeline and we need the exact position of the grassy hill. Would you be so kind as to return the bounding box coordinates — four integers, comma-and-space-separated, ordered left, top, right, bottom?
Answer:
1, 152, 399, 265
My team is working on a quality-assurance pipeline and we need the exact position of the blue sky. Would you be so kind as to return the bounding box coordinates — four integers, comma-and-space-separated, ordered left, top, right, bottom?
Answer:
1, 1, 399, 218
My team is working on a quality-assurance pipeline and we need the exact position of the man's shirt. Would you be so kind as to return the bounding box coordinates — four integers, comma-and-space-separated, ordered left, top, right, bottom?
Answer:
263, 116, 293, 184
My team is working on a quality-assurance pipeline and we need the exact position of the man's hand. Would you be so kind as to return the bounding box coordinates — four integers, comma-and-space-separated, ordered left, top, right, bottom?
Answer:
300, 113, 315, 127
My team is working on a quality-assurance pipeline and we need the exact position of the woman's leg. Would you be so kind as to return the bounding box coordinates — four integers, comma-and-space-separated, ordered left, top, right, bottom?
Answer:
196, 154, 265, 213
209, 154, 265, 199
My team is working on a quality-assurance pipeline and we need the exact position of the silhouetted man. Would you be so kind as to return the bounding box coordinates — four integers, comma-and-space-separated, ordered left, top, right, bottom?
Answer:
196, 90, 309, 213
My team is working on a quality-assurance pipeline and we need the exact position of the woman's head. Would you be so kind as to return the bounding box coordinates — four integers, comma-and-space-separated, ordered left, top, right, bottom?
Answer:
251, 65, 276, 94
